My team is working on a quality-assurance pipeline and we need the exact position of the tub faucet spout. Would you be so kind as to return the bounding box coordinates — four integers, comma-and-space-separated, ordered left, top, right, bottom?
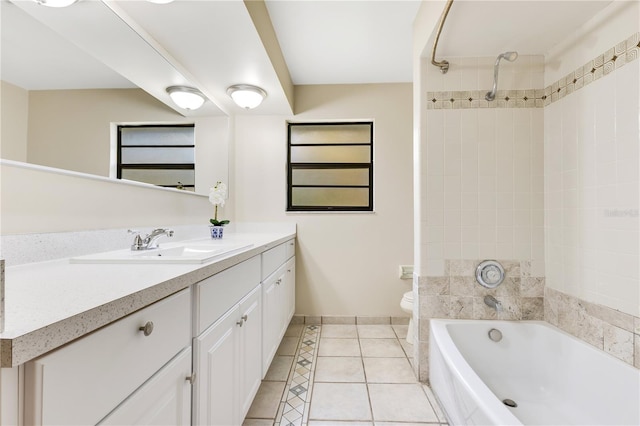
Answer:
484, 295, 502, 312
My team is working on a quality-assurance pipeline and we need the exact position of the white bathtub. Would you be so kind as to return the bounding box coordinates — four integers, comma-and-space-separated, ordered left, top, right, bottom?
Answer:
429, 319, 640, 425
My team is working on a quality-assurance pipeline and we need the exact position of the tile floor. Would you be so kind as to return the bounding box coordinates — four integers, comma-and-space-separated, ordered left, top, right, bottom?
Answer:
244, 323, 448, 426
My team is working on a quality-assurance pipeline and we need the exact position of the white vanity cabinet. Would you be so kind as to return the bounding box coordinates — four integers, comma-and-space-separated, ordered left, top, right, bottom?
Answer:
262, 239, 296, 375
192, 256, 262, 426
7, 232, 297, 426
23, 288, 191, 426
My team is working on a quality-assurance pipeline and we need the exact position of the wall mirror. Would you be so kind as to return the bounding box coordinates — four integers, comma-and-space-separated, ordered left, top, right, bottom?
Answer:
0, 0, 229, 195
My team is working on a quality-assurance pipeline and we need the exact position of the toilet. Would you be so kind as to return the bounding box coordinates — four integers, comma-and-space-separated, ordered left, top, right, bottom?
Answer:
400, 291, 414, 344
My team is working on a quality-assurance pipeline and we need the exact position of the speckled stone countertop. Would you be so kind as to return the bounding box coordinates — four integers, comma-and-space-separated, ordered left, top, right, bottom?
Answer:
0, 229, 295, 367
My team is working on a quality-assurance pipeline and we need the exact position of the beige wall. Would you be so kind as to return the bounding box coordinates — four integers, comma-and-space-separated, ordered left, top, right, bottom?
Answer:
234, 84, 414, 316
0, 81, 29, 162
27, 88, 183, 176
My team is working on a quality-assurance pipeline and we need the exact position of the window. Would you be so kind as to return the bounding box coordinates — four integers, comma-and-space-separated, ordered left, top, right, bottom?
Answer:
117, 124, 195, 190
287, 122, 373, 211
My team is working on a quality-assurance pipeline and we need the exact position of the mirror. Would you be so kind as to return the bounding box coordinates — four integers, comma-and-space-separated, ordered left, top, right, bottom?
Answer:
0, 0, 228, 195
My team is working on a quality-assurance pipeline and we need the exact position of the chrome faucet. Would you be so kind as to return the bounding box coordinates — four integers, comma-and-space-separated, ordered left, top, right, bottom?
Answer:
484, 295, 502, 312
129, 228, 174, 251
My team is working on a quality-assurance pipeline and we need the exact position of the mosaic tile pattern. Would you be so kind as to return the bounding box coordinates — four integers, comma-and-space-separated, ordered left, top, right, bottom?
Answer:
274, 325, 321, 426
427, 32, 639, 110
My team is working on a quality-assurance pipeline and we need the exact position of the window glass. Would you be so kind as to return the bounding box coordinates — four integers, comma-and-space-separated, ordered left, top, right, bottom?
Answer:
287, 122, 373, 212
117, 124, 195, 190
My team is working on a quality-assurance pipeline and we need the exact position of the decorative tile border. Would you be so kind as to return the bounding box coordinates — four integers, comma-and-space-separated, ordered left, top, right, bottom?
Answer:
426, 89, 545, 109
427, 32, 639, 110
274, 325, 321, 426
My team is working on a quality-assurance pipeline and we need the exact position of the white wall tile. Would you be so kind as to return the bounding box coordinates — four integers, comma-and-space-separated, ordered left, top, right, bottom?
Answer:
544, 36, 639, 317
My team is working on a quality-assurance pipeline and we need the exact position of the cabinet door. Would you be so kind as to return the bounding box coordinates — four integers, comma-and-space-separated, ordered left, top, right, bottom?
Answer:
261, 268, 285, 375
238, 287, 262, 418
285, 257, 296, 325
194, 306, 240, 426
98, 347, 192, 426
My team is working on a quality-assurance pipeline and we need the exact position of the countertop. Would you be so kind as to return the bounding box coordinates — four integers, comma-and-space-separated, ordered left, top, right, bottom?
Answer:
0, 230, 295, 367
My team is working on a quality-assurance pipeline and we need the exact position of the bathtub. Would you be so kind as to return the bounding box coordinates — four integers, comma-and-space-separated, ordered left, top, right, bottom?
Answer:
429, 319, 640, 425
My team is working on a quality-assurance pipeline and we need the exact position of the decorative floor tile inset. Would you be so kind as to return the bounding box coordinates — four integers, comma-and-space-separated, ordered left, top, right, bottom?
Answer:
274, 324, 321, 426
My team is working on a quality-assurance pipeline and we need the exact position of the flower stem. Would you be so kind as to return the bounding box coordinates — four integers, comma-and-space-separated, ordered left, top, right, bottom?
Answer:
214, 205, 218, 222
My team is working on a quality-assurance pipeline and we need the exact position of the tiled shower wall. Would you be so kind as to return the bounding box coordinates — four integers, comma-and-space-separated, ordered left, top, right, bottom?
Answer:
420, 56, 545, 278
416, 31, 640, 380
416, 56, 546, 380
544, 36, 639, 319
543, 32, 640, 369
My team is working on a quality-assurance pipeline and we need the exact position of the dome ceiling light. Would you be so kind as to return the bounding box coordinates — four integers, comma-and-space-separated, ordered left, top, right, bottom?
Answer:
34, 0, 78, 7
227, 84, 267, 109
166, 86, 206, 111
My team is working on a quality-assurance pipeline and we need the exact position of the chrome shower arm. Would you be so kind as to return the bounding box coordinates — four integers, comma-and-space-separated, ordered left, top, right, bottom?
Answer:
485, 51, 518, 101
485, 56, 503, 101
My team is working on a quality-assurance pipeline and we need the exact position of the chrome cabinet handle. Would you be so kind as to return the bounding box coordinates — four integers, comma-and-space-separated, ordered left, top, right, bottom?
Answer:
186, 373, 196, 384
236, 314, 248, 327
276, 278, 282, 285
139, 321, 154, 336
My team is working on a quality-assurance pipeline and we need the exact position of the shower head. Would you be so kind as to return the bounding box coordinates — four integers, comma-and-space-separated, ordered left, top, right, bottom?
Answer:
499, 51, 518, 62
485, 50, 519, 101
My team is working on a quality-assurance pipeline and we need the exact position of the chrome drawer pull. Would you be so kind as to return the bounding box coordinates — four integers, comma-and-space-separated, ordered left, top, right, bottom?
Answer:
276, 279, 282, 285
241, 314, 248, 322
236, 319, 244, 327
186, 373, 196, 384
139, 321, 154, 336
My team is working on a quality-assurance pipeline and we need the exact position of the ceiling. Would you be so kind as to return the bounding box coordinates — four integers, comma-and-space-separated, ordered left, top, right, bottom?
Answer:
264, 0, 421, 85
1, 0, 615, 115
435, 0, 613, 58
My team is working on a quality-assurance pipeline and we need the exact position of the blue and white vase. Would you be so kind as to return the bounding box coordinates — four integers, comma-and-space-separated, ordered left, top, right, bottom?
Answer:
209, 225, 224, 239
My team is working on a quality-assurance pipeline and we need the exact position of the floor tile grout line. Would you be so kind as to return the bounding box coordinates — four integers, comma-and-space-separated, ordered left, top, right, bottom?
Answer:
262, 324, 447, 426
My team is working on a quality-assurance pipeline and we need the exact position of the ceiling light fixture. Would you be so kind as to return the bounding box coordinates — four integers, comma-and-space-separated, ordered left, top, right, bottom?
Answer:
34, 0, 78, 7
227, 84, 267, 109
166, 86, 206, 110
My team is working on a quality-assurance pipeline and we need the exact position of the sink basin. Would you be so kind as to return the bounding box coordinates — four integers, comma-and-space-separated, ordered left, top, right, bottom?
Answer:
70, 242, 253, 264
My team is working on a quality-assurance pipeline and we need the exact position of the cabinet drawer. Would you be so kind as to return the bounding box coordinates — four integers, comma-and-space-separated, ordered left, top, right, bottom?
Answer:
195, 255, 260, 335
25, 288, 191, 426
262, 242, 287, 280
285, 239, 296, 260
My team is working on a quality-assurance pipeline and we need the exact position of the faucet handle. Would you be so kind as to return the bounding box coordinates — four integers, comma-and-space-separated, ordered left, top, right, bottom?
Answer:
128, 229, 145, 251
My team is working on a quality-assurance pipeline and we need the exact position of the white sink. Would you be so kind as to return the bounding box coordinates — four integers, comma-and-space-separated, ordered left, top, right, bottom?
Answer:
70, 242, 253, 264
